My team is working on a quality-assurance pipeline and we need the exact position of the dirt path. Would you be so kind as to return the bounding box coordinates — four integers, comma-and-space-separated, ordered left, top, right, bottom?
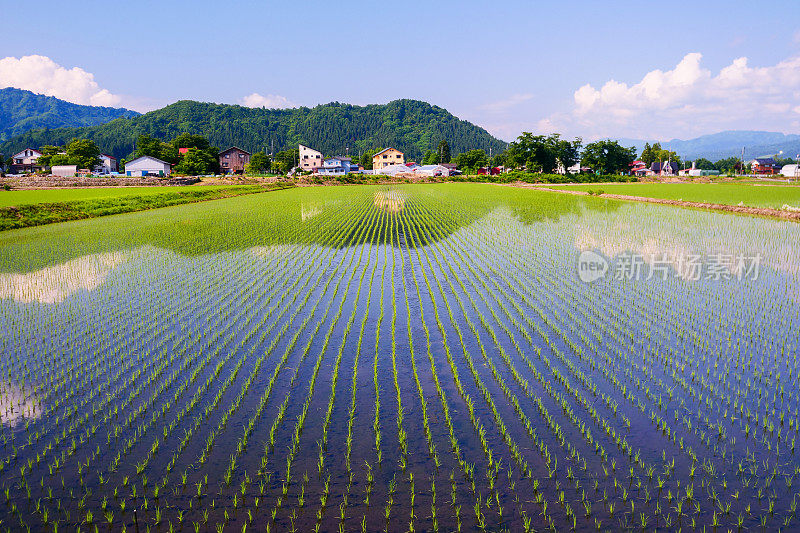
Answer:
501, 181, 800, 222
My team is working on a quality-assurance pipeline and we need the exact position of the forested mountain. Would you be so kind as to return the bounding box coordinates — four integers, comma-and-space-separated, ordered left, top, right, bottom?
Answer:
0, 99, 506, 161
0, 88, 139, 142
620, 130, 800, 161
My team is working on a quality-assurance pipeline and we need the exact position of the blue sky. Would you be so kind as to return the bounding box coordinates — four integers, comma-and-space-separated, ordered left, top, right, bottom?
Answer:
2, 0, 800, 141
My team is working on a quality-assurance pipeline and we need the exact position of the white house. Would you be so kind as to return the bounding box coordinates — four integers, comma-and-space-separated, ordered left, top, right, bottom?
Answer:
124, 155, 172, 177
95, 154, 118, 175
299, 144, 323, 171
316, 156, 360, 175
51, 165, 78, 177
10, 148, 42, 173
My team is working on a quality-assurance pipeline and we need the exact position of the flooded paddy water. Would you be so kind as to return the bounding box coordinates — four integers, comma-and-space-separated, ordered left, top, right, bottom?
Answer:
0, 183, 798, 532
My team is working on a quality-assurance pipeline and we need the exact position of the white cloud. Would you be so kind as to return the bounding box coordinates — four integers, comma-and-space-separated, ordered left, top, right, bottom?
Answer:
0, 55, 122, 107
479, 93, 535, 112
544, 53, 800, 139
240, 92, 296, 108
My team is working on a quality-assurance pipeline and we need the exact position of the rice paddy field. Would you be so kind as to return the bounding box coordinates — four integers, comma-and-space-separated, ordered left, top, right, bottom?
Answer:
0, 186, 252, 208
548, 182, 800, 210
0, 183, 799, 532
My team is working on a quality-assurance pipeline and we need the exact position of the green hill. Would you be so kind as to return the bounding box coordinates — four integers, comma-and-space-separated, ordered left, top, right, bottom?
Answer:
0, 87, 139, 142
0, 99, 506, 161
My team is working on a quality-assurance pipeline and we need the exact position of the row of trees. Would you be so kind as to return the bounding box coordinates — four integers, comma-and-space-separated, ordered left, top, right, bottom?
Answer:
30, 139, 102, 170
435, 133, 637, 175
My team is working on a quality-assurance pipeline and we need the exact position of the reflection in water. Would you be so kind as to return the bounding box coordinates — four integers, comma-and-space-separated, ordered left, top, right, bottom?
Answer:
374, 189, 405, 212
0, 384, 42, 427
301, 203, 322, 221
0, 251, 126, 303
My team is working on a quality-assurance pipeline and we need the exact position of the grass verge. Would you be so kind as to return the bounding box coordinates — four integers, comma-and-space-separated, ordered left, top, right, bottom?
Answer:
0, 183, 294, 231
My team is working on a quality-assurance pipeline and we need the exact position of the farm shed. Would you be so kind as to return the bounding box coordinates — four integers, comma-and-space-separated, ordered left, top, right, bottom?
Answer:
125, 156, 172, 177
51, 165, 78, 177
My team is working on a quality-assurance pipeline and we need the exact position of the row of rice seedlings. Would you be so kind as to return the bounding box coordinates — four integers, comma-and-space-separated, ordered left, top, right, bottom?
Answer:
398, 201, 560, 531
260, 198, 380, 532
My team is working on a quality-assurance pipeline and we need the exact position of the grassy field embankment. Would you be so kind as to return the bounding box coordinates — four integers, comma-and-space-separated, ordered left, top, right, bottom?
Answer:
0, 183, 294, 230
546, 182, 800, 210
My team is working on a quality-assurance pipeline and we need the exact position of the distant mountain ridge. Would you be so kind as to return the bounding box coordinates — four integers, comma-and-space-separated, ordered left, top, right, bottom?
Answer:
619, 130, 800, 161
0, 88, 139, 142
0, 98, 506, 161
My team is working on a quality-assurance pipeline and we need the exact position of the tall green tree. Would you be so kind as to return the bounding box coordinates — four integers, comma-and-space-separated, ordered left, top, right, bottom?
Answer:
246, 152, 271, 174
65, 138, 101, 170
34, 145, 64, 168
173, 148, 216, 175
274, 148, 299, 174
437, 140, 451, 163
454, 149, 488, 173
581, 140, 636, 175
422, 150, 437, 165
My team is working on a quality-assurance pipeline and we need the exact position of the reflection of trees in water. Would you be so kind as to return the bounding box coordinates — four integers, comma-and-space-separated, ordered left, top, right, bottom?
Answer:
373, 189, 405, 213
0, 384, 42, 428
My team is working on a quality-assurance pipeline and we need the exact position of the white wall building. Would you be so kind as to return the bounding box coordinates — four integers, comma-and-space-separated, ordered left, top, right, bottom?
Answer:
781, 164, 800, 178
124, 155, 172, 177
51, 165, 78, 177
95, 154, 118, 174
299, 144, 323, 171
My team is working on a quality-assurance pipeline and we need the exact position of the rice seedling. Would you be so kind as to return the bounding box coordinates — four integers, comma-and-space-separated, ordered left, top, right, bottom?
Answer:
0, 184, 797, 531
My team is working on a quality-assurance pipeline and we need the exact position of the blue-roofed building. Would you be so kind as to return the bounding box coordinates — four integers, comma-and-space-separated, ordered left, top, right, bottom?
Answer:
315, 156, 361, 175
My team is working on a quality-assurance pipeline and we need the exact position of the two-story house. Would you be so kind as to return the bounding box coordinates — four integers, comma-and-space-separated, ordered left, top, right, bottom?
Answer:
219, 147, 251, 174
299, 144, 323, 171
9, 148, 42, 174
372, 148, 404, 170
316, 156, 360, 176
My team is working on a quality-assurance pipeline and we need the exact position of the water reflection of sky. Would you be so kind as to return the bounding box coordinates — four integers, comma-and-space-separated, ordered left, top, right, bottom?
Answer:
0, 384, 42, 428
0, 252, 127, 304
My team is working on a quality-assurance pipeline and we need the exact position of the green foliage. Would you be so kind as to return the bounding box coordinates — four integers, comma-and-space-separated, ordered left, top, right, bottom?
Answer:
246, 152, 271, 174
65, 138, 101, 170
437, 140, 451, 164
640, 142, 681, 167
0, 99, 505, 163
581, 140, 637, 175
173, 148, 217, 175
274, 149, 298, 174
0, 87, 137, 141
454, 149, 489, 173
506, 133, 581, 173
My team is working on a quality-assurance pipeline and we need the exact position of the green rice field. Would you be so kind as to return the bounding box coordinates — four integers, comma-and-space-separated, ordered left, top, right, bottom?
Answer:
0, 183, 798, 532
0, 186, 251, 208
548, 182, 800, 209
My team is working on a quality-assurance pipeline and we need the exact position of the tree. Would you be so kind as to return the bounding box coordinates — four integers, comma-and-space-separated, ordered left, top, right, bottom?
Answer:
454, 149, 488, 173
66, 138, 101, 170
360, 148, 378, 170
34, 145, 64, 168
437, 140, 451, 164
135, 134, 179, 164
693, 157, 714, 170
50, 154, 70, 166
246, 152, 272, 174
171, 133, 211, 151
641, 142, 681, 167
173, 148, 216, 175
505, 133, 581, 173
581, 140, 636, 175
422, 150, 437, 165
274, 148, 299, 174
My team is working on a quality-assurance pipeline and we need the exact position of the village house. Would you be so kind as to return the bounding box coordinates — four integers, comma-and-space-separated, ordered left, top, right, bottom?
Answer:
124, 155, 172, 177
372, 148, 404, 170
9, 148, 42, 174
316, 156, 360, 176
95, 154, 118, 175
219, 147, 251, 174
299, 144, 323, 171
751, 157, 780, 175
651, 161, 680, 176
